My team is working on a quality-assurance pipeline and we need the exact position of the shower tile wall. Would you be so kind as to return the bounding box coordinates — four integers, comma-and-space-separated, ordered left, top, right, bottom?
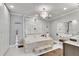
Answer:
10, 15, 49, 45
10, 15, 23, 45
24, 17, 49, 35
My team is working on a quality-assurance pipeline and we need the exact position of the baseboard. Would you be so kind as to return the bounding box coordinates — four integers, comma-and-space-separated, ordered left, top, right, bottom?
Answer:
10, 44, 23, 48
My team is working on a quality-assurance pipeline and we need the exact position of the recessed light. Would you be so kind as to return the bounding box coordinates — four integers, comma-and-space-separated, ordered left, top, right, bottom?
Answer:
72, 20, 77, 24
10, 5, 14, 8
64, 8, 67, 10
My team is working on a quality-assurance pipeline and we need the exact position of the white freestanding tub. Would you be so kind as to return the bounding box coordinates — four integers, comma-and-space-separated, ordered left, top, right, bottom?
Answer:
23, 34, 53, 54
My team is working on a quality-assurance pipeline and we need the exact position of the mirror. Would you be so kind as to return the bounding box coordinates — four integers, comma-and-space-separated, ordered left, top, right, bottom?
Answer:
57, 20, 79, 36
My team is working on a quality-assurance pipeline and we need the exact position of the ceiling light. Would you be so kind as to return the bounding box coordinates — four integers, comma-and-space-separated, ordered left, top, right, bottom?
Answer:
10, 5, 14, 8
35, 5, 51, 19
64, 8, 67, 10
40, 11, 48, 19
39, 7, 51, 19
72, 20, 77, 24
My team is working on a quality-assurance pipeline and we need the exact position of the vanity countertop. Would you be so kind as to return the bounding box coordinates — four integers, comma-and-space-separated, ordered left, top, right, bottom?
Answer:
64, 40, 79, 47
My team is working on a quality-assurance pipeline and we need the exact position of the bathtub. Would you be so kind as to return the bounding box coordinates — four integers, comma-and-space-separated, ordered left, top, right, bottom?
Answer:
23, 34, 53, 54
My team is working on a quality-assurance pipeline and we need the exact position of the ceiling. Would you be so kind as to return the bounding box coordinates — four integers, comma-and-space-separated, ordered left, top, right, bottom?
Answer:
6, 3, 79, 21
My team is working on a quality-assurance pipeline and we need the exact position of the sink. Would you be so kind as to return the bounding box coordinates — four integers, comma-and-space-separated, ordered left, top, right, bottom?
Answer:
70, 35, 79, 42
71, 35, 79, 39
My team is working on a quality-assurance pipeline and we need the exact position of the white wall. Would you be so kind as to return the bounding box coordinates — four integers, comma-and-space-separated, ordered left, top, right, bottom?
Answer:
0, 4, 10, 55
50, 9, 79, 40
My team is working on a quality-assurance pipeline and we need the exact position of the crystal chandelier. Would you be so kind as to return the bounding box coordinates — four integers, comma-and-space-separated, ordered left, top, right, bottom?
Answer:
39, 8, 51, 19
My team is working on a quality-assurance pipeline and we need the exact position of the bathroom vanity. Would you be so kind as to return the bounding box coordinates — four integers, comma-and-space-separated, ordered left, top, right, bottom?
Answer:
63, 40, 79, 56
58, 34, 79, 56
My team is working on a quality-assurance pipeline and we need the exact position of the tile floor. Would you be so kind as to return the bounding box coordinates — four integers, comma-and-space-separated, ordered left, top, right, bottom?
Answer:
40, 48, 63, 56
5, 41, 63, 56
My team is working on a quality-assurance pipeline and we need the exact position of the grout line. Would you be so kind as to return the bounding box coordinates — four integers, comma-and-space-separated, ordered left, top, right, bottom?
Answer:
3, 47, 10, 56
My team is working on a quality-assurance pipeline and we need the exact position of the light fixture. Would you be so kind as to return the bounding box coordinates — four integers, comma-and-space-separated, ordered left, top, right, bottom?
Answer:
72, 20, 77, 24
39, 7, 51, 19
64, 8, 67, 10
10, 5, 14, 8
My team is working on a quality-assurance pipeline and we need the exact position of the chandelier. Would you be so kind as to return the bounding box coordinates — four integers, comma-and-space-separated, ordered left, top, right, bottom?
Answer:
39, 7, 51, 19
